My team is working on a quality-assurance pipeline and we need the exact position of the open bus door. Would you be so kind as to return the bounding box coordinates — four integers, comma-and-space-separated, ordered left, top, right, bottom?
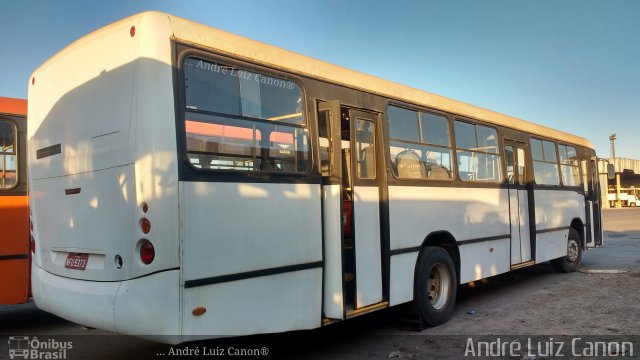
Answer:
318, 101, 386, 321
583, 156, 603, 248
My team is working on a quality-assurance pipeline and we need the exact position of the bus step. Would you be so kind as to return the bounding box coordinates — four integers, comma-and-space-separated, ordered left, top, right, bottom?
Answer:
344, 273, 354, 282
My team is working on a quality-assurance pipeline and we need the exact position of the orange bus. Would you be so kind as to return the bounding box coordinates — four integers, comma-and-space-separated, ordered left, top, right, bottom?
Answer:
0, 96, 29, 305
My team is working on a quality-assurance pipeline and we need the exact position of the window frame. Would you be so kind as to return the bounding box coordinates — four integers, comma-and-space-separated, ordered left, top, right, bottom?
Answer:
0, 118, 19, 191
557, 142, 582, 189
386, 104, 454, 182
176, 45, 316, 182
530, 137, 562, 187
453, 118, 503, 184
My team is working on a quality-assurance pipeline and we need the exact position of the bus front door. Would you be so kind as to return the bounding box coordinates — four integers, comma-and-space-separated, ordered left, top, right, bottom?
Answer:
584, 156, 603, 247
504, 141, 533, 266
318, 101, 384, 320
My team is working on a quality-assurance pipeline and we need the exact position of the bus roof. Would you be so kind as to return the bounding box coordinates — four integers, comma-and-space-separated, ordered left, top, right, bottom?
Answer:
168, 12, 593, 149
0, 97, 27, 116
34, 11, 594, 149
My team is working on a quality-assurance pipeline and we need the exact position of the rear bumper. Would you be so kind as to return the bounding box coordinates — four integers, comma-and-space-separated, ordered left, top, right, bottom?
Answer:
32, 264, 181, 343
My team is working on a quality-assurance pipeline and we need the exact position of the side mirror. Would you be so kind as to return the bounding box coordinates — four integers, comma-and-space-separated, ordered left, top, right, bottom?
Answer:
607, 164, 616, 180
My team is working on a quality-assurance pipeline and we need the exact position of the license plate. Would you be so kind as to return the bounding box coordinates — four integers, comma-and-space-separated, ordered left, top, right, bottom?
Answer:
65, 253, 89, 270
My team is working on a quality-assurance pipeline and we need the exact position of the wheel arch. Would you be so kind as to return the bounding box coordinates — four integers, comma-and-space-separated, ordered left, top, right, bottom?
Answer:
415, 231, 460, 284
570, 217, 585, 249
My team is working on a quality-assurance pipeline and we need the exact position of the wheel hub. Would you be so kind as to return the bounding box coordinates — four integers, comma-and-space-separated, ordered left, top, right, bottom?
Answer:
427, 263, 451, 310
567, 239, 579, 262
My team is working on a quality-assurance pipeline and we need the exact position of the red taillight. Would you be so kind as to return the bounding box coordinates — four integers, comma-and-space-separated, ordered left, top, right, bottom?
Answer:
140, 218, 151, 234
130, 26, 136, 37
30, 236, 35, 253
140, 240, 155, 265
141, 202, 149, 213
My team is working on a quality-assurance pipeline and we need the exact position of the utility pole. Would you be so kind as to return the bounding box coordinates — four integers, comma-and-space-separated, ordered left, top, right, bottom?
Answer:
610, 134, 621, 207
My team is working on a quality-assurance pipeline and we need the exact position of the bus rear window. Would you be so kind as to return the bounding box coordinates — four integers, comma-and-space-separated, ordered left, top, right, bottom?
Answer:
183, 57, 309, 173
0, 120, 18, 190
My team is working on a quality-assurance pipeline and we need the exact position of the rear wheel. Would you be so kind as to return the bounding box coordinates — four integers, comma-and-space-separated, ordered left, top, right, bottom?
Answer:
415, 247, 457, 326
550, 228, 582, 273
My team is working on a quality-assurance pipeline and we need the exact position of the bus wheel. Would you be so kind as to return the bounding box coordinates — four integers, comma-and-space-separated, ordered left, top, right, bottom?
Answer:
415, 247, 457, 326
550, 228, 582, 273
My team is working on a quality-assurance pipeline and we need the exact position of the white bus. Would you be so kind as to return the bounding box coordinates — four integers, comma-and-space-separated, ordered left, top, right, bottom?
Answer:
28, 12, 603, 343
607, 188, 640, 207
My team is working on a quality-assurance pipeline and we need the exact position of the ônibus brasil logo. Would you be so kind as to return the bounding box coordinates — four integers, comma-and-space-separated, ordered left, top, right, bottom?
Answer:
8, 336, 72, 360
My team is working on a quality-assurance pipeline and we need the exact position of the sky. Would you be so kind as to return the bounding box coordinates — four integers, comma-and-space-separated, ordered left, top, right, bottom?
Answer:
1, 0, 638, 159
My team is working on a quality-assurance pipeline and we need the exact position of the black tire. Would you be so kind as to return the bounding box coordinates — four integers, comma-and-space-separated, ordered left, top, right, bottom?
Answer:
414, 247, 457, 326
550, 228, 582, 273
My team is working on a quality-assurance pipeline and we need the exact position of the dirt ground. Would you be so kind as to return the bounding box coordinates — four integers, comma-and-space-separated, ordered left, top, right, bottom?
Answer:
414, 207, 640, 336
301, 208, 640, 359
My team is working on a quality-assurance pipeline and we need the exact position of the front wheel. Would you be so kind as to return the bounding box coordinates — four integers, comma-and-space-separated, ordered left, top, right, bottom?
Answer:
415, 247, 457, 326
550, 228, 582, 273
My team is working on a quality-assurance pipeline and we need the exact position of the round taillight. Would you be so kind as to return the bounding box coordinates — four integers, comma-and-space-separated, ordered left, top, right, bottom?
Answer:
30, 236, 35, 253
141, 202, 149, 213
139, 240, 155, 265
140, 218, 151, 234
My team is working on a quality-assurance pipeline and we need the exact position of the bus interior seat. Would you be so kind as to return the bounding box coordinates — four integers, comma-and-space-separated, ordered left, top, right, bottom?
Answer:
359, 146, 375, 178
396, 150, 427, 179
342, 148, 352, 188
187, 137, 205, 152
427, 164, 451, 180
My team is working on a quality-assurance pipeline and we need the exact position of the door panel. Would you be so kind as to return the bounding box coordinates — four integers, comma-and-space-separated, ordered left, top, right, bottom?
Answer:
322, 184, 344, 318
586, 157, 603, 247
505, 141, 532, 266
318, 102, 345, 319
353, 186, 382, 308
318, 102, 384, 316
350, 110, 383, 308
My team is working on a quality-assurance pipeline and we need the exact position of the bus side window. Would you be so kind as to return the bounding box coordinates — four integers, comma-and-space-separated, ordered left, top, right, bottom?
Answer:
0, 120, 18, 190
581, 159, 590, 196
355, 118, 375, 179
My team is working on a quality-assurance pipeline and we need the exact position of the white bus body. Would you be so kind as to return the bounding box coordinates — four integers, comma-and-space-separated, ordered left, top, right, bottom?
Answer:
28, 12, 603, 344
607, 189, 639, 207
